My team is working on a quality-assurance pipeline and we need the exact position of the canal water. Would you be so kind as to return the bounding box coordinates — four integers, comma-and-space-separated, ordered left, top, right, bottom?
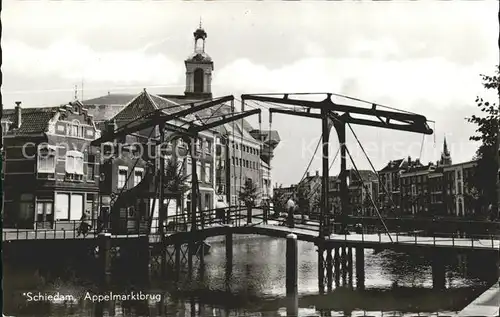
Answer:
2, 235, 497, 316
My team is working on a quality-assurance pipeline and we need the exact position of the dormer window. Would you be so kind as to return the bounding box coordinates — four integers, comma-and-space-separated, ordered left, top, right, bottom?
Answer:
37, 144, 57, 179
1, 121, 11, 134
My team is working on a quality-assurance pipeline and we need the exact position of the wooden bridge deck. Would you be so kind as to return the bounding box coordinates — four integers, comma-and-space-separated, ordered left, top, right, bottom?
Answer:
157, 222, 500, 252
4, 221, 499, 252
2, 229, 147, 242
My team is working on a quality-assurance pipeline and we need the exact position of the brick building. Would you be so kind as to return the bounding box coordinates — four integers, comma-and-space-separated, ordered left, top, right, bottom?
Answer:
378, 157, 418, 214
83, 25, 280, 210
3, 101, 101, 229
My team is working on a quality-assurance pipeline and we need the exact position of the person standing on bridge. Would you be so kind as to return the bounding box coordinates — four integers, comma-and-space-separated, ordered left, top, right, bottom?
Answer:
77, 210, 92, 237
286, 195, 296, 229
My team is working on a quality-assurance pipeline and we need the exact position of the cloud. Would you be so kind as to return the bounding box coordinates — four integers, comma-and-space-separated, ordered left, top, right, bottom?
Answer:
2, 38, 184, 85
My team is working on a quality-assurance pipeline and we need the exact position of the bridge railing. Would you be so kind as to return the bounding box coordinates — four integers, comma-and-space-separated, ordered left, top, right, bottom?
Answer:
2, 219, 104, 241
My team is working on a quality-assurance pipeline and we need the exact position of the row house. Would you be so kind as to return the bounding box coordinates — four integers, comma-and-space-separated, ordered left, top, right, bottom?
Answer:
400, 163, 433, 215
379, 139, 478, 218
3, 101, 101, 229
328, 170, 379, 216
378, 157, 416, 212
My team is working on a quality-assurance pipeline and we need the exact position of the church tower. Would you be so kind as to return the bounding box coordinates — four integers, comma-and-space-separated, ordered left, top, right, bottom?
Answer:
184, 22, 214, 99
439, 136, 452, 166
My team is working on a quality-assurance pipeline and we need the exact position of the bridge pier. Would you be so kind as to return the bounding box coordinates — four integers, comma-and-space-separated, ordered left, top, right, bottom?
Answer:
225, 233, 233, 284
98, 232, 112, 288
355, 247, 365, 290
175, 242, 181, 280
317, 245, 325, 293
432, 252, 446, 290
286, 234, 298, 296
347, 246, 353, 287
188, 242, 194, 278
334, 246, 340, 285
341, 247, 348, 285
326, 246, 333, 291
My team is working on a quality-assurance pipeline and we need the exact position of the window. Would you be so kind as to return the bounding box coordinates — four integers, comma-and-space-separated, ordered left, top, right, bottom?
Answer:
239, 158, 242, 166
36, 201, 53, 222
118, 166, 128, 189
65, 150, 84, 181
67, 120, 84, 138
232, 157, 235, 166
134, 168, 144, 186
37, 144, 56, 177
2, 121, 11, 134
196, 162, 202, 183
205, 164, 211, 183
235, 143, 239, 150
87, 154, 96, 181
70, 194, 84, 221
205, 140, 211, 153
193, 68, 204, 93
55, 193, 70, 220
235, 157, 239, 166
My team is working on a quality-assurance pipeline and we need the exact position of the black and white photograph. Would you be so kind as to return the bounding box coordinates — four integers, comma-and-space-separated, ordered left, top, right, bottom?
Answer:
1, 1, 499, 316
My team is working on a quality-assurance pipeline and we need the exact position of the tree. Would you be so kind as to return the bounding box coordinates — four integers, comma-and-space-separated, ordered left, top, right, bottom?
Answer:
239, 178, 258, 207
362, 195, 372, 216
272, 185, 287, 217
239, 178, 258, 223
466, 66, 499, 215
154, 158, 190, 231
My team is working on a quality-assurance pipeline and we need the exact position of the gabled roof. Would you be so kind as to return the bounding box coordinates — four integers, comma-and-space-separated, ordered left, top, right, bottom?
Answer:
83, 92, 265, 143
379, 158, 405, 172
350, 169, 378, 182
3, 107, 59, 136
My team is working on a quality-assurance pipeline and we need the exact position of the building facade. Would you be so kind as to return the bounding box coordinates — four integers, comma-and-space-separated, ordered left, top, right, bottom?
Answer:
83, 25, 280, 210
3, 101, 101, 229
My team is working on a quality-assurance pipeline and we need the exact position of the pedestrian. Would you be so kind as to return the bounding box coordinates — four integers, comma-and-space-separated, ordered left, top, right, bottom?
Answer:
77, 210, 91, 237
262, 200, 269, 224
286, 195, 296, 229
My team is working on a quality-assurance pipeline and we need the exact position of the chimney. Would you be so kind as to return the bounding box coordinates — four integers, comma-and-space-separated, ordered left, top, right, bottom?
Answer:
15, 101, 22, 128
315, 170, 319, 177
307, 171, 310, 177
408, 156, 411, 164
106, 119, 117, 135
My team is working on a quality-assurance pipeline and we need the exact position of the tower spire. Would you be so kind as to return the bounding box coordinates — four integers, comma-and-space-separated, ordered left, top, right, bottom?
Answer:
439, 135, 451, 166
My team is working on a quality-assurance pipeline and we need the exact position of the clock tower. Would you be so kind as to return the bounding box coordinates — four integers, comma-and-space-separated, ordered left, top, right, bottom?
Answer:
184, 22, 214, 99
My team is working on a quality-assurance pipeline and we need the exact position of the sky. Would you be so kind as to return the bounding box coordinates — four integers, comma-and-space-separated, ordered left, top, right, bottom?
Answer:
2, 1, 499, 187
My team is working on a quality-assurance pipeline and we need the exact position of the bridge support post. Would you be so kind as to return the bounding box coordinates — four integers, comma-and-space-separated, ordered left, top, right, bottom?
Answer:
98, 232, 112, 289
355, 247, 365, 290
225, 234, 233, 283
326, 246, 333, 291
139, 235, 150, 280
286, 234, 298, 295
188, 242, 194, 278
334, 247, 340, 285
432, 252, 446, 290
347, 247, 353, 286
225, 233, 233, 269
286, 292, 299, 317
317, 244, 325, 293
175, 242, 181, 281
341, 247, 347, 285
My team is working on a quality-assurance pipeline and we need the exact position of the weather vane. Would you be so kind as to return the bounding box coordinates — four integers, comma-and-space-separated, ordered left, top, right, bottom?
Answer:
199, 17, 202, 29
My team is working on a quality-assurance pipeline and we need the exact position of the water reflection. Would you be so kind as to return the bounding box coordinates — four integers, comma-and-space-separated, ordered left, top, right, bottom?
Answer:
3, 235, 495, 316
